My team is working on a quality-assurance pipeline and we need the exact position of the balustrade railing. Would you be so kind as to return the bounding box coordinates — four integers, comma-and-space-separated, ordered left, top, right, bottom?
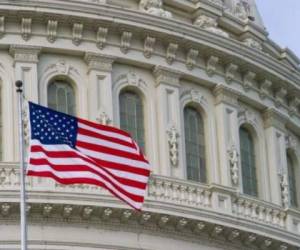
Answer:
0, 163, 299, 235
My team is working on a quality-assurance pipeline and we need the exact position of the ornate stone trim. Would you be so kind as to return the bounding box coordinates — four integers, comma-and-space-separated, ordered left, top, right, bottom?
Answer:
47, 20, 58, 43
225, 63, 238, 84
186, 48, 199, 70
206, 55, 219, 76
275, 87, 287, 108
166, 126, 179, 167
120, 31, 132, 54
21, 18, 32, 41
259, 79, 272, 100
139, 0, 172, 18
166, 43, 178, 65
243, 71, 256, 91
96, 26, 108, 50
72, 23, 83, 46
228, 145, 239, 185
143, 36, 156, 58
194, 15, 229, 38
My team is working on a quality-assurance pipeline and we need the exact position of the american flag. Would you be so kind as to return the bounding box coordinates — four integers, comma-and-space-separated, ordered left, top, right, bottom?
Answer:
27, 102, 151, 210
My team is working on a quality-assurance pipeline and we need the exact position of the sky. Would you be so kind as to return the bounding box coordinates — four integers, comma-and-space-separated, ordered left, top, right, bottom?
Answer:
256, 0, 300, 58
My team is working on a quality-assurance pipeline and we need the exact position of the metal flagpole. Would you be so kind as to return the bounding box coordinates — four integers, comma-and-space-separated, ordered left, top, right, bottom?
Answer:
16, 80, 28, 250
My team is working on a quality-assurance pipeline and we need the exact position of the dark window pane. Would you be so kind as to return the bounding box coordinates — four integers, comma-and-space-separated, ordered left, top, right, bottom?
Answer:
287, 154, 298, 207
240, 127, 258, 197
119, 91, 145, 152
48, 81, 76, 116
184, 107, 206, 183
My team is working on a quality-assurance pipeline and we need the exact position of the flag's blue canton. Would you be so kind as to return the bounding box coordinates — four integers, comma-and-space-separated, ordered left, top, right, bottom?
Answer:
29, 102, 78, 148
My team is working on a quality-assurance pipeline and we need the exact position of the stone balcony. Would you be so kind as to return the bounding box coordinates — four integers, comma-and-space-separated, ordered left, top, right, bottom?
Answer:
0, 163, 299, 249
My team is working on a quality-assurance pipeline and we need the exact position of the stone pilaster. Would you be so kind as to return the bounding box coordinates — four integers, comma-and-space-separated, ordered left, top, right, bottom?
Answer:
213, 85, 239, 187
263, 108, 287, 206
153, 66, 182, 178
84, 53, 115, 124
10, 45, 40, 161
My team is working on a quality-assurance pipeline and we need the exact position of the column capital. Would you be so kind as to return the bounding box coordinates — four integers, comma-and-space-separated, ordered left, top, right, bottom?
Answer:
213, 85, 238, 107
84, 52, 115, 73
9, 45, 41, 64
263, 108, 287, 131
153, 65, 181, 87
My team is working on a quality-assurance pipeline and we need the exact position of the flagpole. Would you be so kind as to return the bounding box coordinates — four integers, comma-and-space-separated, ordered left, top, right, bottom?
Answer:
16, 80, 27, 250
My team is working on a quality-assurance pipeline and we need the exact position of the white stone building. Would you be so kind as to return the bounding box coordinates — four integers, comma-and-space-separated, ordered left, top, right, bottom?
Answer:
0, 0, 299, 249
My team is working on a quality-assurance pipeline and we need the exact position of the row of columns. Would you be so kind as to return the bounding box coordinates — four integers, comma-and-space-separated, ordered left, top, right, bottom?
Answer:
5, 45, 294, 207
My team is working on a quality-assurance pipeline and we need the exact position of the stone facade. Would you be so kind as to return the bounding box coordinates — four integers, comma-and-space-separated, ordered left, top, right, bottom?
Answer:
0, 0, 300, 249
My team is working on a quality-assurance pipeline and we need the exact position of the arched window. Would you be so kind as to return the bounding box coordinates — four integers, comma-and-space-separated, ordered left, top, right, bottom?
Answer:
119, 90, 145, 151
287, 154, 298, 207
240, 127, 258, 196
48, 80, 76, 116
184, 107, 206, 183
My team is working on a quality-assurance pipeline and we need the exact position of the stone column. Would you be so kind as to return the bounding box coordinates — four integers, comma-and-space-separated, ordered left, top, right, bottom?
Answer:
10, 45, 40, 161
263, 109, 287, 206
84, 53, 115, 124
213, 86, 239, 187
153, 66, 182, 178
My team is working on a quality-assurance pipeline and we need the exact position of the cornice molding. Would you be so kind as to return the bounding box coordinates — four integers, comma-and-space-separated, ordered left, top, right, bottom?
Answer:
84, 52, 115, 72
9, 45, 41, 64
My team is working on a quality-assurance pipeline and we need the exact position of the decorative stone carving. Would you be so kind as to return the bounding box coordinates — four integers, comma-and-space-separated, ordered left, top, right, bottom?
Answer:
206, 55, 219, 76
120, 31, 132, 54
139, 213, 151, 225
121, 210, 132, 223
82, 207, 93, 219
285, 134, 297, 150
166, 43, 178, 65
227, 230, 240, 241
47, 20, 58, 43
193, 222, 206, 234
43, 204, 53, 217
259, 79, 272, 100
275, 87, 287, 108
72, 23, 83, 46
243, 38, 263, 50
186, 48, 199, 70
194, 15, 229, 38
139, 0, 172, 18
231, 0, 252, 21
102, 208, 113, 221
288, 96, 300, 116
63, 205, 73, 218
261, 239, 272, 249
176, 218, 188, 231
144, 36, 156, 58
167, 126, 179, 167
1, 203, 11, 216
228, 145, 239, 185
21, 18, 32, 41
244, 234, 257, 245
243, 71, 256, 91
96, 27, 108, 50
181, 89, 209, 111
211, 225, 223, 237
84, 52, 115, 72
0, 16, 4, 38
280, 174, 289, 209
97, 111, 111, 125
279, 244, 288, 250
225, 63, 238, 83
158, 215, 169, 228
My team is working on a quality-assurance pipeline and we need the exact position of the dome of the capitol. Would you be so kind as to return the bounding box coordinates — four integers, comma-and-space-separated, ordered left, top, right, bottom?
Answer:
0, 0, 299, 249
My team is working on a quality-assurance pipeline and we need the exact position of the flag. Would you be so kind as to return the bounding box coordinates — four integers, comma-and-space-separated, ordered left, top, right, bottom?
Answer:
27, 102, 151, 210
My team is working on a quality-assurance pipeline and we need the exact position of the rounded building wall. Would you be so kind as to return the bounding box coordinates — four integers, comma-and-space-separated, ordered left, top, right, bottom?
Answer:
0, 0, 300, 249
